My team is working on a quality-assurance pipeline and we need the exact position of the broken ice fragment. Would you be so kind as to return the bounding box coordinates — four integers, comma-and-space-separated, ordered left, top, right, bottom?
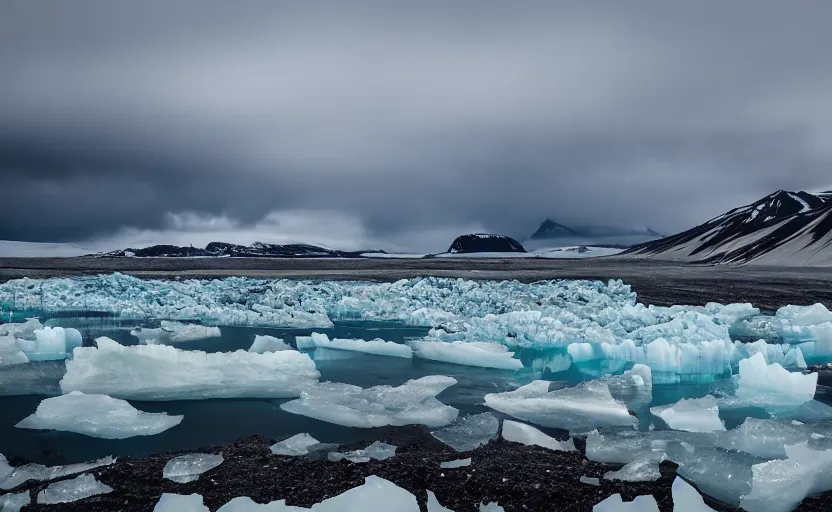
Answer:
311, 475, 419, 511
217, 496, 311, 511
440, 458, 471, 469
16, 326, 83, 362
666, 443, 759, 506
131, 321, 221, 345
270, 433, 320, 456
672, 477, 716, 512
484, 380, 635, 431
281, 376, 458, 428
37, 473, 113, 504
328, 442, 397, 463
409, 340, 522, 370
296, 333, 412, 358
479, 503, 505, 512
15, 391, 183, 439
593, 494, 659, 512
603, 450, 666, 482
427, 490, 455, 512
431, 412, 499, 451
0, 490, 30, 512
163, 453, 224, 483
650, 395, 725, 433
61, 337, 320, 400
579, 476, 600, 486
735, 352, 817, 406
501, 420, 575, 451
154, 493, 210, 512
0, 456, 115, 491
716, 417, 827, 459
249, 335, 293, 353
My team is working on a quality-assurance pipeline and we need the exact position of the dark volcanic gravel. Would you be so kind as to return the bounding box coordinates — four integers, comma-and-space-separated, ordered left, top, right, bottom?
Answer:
4, 427, 831, 511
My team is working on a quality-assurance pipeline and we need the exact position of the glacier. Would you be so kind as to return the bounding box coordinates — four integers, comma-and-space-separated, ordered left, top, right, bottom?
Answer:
61, 337, 320, 400
296, 332, 412, 358
163, 453, 225, 483
409, 340, 522, 370
16, 391, 183, 439
280, 376, 458, 428
131, 321, 221, 345
37, 473, 113, 504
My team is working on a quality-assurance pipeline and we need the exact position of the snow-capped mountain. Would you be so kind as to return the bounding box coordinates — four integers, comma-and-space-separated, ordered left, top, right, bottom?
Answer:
526, 219, 662, 249
623, 190, 832, 266
102, 242, 384, 258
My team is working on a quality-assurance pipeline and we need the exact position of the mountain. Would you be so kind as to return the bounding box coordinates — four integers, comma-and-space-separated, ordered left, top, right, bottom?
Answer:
102, 242, 385, 258
623, 190, 832, 266
527, 218, 662, 248
530, 219, 582, 239
448, 234, 526, 253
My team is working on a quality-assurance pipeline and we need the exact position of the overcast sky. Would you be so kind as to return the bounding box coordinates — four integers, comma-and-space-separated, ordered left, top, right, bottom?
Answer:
2, 1, 832, 252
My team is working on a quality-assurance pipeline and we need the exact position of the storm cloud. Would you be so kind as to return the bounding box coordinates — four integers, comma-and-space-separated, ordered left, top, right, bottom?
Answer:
2, 1, 832, 251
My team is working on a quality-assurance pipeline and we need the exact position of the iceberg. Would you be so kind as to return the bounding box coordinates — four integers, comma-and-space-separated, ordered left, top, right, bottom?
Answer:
217, 497, 310, 511
280, 376, 458, 428
501, 420, 575, 451
427, 491, 455, 512
61, 337, 320, 400
249, 335, 293, 353
603, 450, 666, 482
0, 490, 29, 512
296, 333, 412, 358
37, 473, 113, 504
0, 336, 28, 367
740, 442, 832, 512
735, 352, 817, 406
431, 413, 499, 451
311, 475, 419, 512
440, 458, 471, 469
131, 321, 221, 345
328, 441, 397, 463
163, 453, 224, 483
592, 494, 659, 512
0, 318, 43, 339
270, 433, 320, 456
650, 395, 725, 433
0, 456, 115, 491
154, 493, 210, 512
409, 340, 522, 370
672, 477, 716, 512
18, 326, 83, 361
16, 391, 183, 439
484, 380, 635, 432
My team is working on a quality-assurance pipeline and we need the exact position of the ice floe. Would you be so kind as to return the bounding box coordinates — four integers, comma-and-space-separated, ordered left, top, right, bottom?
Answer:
0, 455, 115, 490
673, 477, 716, 512
296, 333, 412, 358
734, 352, 817, 406
501, 420, 575, 451
280, 376, 458, 428
249, 335, 293, 353
328, 441, 397, 463
37, 473, 113, 504
650, 395, 725, 433
431, 412, 499, 451
409, 340, 522, 370
131, 321, 221, 345
163, 453, 224, 483
484, 380, 636, 431
61, 337, 320, 400
271, 433, 320, 456
154, 493, 210, 512
15, 391, 183, 438
0, 490, 29, 512
593, 493, 659, 512
440, 458, 471, 469
716, 417, 832, 459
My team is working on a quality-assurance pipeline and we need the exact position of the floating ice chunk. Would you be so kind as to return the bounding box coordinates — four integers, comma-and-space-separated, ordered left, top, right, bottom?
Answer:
328, 441, 396, 463
484, 380, 635, 431
270, 433, 320, 456
706, 302, 761, 325
716, 418, 821, 459
584, 429, 718, 464
501, 420, 575, 452
311, 475, 419, 512
603, 450, 666, 482
0, 456, 115, 490
37, 473, 113, 504
650, 395, 725, 433
440, 458, 471, 469
154, 493, 210, 512
410, 340, 522, 370
735, 352, 817, 405
782, 346, 807, 369
0, 490, 29, 512
16, 391, 183, 439
593, 494, 659, 512
426, 490, 455, 512
163, 453, 224, 483
0, 336, 28, 367
605, 364, 652, 409
0, 319, 43, 339
296, 333, 412, 358
431, 413, 499, 451
249, 335, 293, 353
61, 337, 320, 400
672, 477, 716, 512
12, 326, 82, 362
479, 503, 505, 512
666, 443, 760, 506
281, 376, 457, 428
776, 303, 832, 326
132, 321, 221, 345
580, 476, 600, 486
217, 496, 310, 511
740, 442, 832, 512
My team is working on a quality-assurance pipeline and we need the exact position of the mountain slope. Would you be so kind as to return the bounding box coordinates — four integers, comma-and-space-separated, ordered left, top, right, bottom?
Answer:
624, 190, 832, 266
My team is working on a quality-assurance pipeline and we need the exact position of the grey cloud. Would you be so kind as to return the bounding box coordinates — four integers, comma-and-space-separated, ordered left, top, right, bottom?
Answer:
2, 1, 832, 249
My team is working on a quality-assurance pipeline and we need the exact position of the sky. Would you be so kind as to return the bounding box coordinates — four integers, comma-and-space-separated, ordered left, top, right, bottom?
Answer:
2, 1, 832, 253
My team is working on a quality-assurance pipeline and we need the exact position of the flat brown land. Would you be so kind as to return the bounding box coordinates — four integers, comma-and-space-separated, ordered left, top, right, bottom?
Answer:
2, 256, 832, 311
